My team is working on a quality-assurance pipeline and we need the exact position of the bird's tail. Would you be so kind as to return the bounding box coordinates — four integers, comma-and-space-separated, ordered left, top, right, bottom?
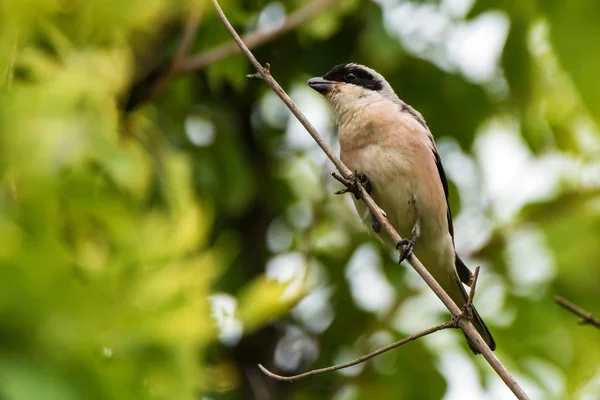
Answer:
447, 275, 496, 354
464, 302, 496, 354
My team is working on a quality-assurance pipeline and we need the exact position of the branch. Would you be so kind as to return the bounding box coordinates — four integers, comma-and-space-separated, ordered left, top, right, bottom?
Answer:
467, 266, 480, 307
148, 4, 202, 99
124, 4, 202, 110
259, 266, 483, 382
178, 0, 340, 74
555, 296, 600, 329
209, 1, 530, 398
259, 320, 455, 382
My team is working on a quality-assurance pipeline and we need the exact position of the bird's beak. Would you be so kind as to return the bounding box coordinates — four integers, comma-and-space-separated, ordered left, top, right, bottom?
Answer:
307, 77, 336, 94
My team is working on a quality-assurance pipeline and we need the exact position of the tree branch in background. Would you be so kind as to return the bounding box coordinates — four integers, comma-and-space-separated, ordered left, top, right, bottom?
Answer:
258, 267, 482, 382
147, 5, 202, 100
124, 7, 201, 111
125, 0, 339, 111
210, 0, 530, 398
555, 296, 600, 329
178, 0, 341, 74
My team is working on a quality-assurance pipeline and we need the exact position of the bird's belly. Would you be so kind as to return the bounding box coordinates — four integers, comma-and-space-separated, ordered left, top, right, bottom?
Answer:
353, 184, 417, 243
354, 185, 455, 287
339, 123, 458, 292
344, 146, 418, 245
343, 145, 450, 257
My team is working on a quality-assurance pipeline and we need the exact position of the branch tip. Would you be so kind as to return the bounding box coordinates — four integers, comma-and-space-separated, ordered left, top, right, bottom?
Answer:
555, 296, 600, 329
467, 266, 480, 309
330, 171, 350, 185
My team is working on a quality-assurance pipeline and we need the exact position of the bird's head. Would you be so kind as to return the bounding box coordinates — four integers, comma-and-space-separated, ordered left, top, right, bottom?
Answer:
307, 63, 399, 124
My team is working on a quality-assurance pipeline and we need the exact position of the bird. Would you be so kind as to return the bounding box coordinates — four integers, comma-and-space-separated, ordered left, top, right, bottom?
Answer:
307, 63, 495, 354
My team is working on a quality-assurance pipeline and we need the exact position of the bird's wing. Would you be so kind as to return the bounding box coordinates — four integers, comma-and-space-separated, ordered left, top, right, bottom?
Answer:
433, 148, 473, 286
400, 102, 473, 285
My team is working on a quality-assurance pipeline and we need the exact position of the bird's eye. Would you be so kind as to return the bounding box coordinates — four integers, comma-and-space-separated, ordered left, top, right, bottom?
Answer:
345, 72, 357, 81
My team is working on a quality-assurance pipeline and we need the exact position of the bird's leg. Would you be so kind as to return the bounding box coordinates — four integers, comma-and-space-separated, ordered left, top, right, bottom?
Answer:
397, 195, 420, 263
332, 171, 371, 200
396, 221, 420, 264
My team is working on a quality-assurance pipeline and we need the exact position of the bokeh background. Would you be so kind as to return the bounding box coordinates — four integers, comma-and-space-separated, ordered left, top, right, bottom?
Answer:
1, 0, 600, 399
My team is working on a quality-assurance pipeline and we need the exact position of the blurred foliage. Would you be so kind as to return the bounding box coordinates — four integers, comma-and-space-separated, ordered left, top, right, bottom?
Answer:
2, 0, 600, 399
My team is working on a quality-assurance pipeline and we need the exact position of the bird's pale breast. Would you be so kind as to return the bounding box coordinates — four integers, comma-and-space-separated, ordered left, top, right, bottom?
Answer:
338, 101, 455, 273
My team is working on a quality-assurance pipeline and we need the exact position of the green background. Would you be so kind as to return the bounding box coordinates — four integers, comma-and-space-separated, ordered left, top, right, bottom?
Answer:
1, 0, 599, 399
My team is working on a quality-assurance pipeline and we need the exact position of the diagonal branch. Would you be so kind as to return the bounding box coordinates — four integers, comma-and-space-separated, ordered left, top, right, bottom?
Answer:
207, 5, 346, 176
555, 296, 600, 329
209, 0, 530, 398
178, 0, 340, 74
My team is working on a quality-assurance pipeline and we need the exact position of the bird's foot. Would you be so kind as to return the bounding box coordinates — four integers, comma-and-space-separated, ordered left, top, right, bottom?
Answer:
332, 171, 371, 200
396, 238, 415, 264
396, 229, 418, 264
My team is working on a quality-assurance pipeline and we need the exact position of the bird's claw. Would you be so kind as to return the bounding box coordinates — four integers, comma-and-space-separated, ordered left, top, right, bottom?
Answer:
334, 171, 371, 200
396, 238, 415, 264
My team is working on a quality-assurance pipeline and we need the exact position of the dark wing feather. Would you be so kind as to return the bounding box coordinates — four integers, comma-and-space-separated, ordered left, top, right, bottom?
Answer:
401, 102, 473, 285
433, 150, 452, 235
433, 148, 473, 286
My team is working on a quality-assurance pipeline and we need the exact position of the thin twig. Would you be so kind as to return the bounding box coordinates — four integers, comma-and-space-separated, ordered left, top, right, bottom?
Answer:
467, 266, 481, 308
147, 2, 202, 100
173, 5, 202, 65
458, 266, 481, 322
210, 1, 530, 398
331, 171, 351, 186
555, 296, 600, 329
179, 0, 340, 73
258, 320, 456, 382
259, 266, 484, 381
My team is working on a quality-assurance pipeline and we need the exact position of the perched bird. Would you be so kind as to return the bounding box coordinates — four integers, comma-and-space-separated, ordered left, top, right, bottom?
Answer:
307, 63, 495, 353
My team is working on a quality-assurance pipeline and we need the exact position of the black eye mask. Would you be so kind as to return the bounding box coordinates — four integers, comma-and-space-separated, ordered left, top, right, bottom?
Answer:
322, 64, 383, 91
